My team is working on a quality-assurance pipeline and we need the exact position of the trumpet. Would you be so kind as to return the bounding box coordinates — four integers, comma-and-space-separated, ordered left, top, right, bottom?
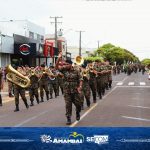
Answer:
39, 67, 56, 81
82, 70, 88, 77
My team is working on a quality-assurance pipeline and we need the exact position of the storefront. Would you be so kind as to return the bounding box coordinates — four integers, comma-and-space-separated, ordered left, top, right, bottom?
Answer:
11, 34, 59, 67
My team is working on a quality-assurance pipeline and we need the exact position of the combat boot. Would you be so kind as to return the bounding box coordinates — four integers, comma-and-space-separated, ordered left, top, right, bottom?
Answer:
76, 112, 80, 121
55, 93, 57, 98
46, 92, 49, 101
30, 101, 34, 106
50, 94, 53, 99
9, 93, 14, 97
40, 98, 44, 102
36, 98, 40, 104
14, 104, 19, 112
24, 102, 29, 109
66, 116, 71, 125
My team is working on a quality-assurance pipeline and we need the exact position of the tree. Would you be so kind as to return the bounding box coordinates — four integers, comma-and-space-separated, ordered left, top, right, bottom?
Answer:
141, 59, 150, 66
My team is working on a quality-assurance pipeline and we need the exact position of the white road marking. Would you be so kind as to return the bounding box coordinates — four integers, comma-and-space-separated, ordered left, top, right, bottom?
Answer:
128, 105, 150, 109
122, 116, 150, 122
70, 86, 118, 127
128, 82, 134, 86
116, 86, 150, 88
116, 82, 123, 86
122, 76, 128, 82
140, 82, 146, 86
14, 110, 50, 127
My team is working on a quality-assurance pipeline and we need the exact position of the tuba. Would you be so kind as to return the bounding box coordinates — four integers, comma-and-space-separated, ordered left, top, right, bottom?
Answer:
6, 65, 31, 88
74, 56, 84, 65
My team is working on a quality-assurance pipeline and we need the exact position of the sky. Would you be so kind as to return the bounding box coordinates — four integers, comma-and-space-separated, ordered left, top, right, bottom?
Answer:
0, 0, 150, 60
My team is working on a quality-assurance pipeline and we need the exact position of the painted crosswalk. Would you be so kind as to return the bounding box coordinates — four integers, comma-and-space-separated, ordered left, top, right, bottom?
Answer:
116, 82, 123, 86
139, 82, 146, 86
128, 82, 135, 86
116, 82, 147, 86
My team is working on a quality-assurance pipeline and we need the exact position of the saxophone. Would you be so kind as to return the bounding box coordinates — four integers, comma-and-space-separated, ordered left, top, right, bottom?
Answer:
6, 65, 31, 88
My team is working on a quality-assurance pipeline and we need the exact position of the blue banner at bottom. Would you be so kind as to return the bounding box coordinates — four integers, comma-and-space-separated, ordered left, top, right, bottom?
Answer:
0, 127, 150, 150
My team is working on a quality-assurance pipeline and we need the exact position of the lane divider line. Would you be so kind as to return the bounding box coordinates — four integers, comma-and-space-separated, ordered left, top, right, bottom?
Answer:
128, 105, 150, 109
122, 116, 150, 122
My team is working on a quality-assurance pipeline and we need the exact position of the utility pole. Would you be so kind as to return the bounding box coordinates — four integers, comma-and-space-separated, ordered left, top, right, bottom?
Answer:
50, 16, 62, 65
98, 40, 100, 49
76, 31, 85, 56
50, 16, 62, 48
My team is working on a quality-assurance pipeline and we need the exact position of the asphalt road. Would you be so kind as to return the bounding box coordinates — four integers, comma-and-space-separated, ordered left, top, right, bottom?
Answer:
1, 71, 150, 127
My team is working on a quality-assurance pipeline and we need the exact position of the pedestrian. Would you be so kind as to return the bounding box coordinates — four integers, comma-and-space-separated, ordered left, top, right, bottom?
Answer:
55, 52, 83, 125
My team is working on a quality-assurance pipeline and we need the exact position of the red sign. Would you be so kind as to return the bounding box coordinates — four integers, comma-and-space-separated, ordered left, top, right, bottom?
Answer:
44, 40, 54, 57
19, 44, 30, 55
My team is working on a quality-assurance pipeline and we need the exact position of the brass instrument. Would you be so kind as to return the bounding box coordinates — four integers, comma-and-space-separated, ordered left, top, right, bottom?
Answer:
82, 70, 88, 77
39, 67, 55, 81
6, 65, 30, 88
74, 56, 84, 65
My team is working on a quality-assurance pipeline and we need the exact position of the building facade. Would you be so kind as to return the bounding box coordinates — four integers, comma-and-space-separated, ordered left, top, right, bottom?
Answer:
0, 20, 48, 67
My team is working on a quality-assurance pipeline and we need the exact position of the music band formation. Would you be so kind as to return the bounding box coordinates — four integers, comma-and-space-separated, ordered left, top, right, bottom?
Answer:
0, 52, 113, 125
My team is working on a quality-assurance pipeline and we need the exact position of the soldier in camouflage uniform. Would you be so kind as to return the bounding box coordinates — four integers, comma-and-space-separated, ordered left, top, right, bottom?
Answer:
14, 66, 29, 112
39, 64, 50, 102
48, 66, 58, 99
29, 67, 40, 106
88, 63, 97, 103
0, 68, 3, 106
106, 64, 112, 89
57, 70, 64, 95
95, 62, 103, 99
80, 66, 91, 109
55, 52, 83, 125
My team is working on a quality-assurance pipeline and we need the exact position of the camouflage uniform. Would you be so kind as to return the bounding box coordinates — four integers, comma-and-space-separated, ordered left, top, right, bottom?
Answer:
39, 73, 49, 102
60, 67, 82, 118
106, 65, 112, 89
57, 71, 64, 95
29, 74, 39, 106
81, 72, 91, 108
14, 84, 29, 111
0, 70, 3, 106
95, 64, 103, 99
8, 81, 14, 97
89, 69, 97, 103
48, 70, 58, 99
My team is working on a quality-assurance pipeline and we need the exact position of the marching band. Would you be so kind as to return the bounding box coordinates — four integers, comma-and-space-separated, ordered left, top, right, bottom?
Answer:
0, 53, 114, 125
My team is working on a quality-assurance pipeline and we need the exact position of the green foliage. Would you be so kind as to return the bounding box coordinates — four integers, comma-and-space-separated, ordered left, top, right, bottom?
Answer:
84, 56, 103, 62
141, 59, 150, 66
96, 43, 139, 64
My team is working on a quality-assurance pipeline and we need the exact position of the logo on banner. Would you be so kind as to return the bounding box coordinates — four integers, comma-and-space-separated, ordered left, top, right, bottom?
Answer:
86, 135, 109, 144
40, 132, 84, 144
19, 44, 30, 55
